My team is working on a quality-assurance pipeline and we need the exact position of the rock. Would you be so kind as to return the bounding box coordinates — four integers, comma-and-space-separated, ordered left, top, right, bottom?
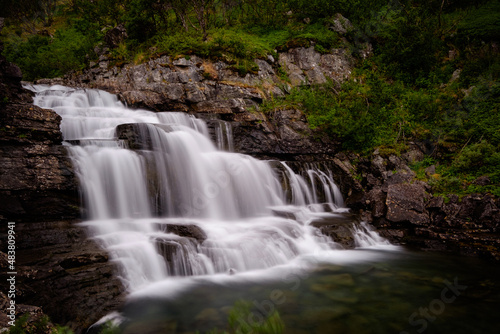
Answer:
319, 50, 353, 83
381, 169, 416, 192
278, 47, 352, 86
311, 216, 356, 249
426, 196, 444, 210
193, 98, 246, 114
195, 307, 222, 328
386, 183, 429, 226
473, 175, 491, 186
329, 14, 354, 35
366, 188, 386, 218
425, 165, 436, 176
185, 83, 206, 103
104, 24, 128, 49
401, 143, 425, 163
278, 52, 308, 86
0, 222, 125, 332
232, 109, 338, 158
163, 223, 208, 243
450, 69, 461, 83
371, 155, 386, 176
173, 57, 194, 67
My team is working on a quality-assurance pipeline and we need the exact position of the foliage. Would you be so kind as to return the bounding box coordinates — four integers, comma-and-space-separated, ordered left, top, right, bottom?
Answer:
451, 141, 500, 182
461, 81, 500, 146
97, 321, 121, 334
262, 67, 427, 152
454, 0, 500, 41
367, 3, 445, 85
2, 27, 95, 81
7, 314, 72, 334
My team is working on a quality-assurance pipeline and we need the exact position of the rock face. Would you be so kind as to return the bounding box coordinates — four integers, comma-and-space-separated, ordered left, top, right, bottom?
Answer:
0, 32, 125, 332
41, 45, 353, 160
278, 47, 352, 85
346, 147, 500, 260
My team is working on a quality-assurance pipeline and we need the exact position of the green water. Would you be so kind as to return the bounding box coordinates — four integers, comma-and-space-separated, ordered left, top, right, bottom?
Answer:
118, 249, 500, 334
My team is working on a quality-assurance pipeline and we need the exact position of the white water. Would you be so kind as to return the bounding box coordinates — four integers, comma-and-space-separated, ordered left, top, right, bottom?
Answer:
29, 84, 393, 292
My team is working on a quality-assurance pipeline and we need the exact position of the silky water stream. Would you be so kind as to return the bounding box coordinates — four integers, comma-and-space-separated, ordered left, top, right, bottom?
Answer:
29, 85, 500, 334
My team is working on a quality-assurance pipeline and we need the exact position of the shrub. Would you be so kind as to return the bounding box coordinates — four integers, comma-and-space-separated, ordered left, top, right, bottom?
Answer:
3, 27, 94, 81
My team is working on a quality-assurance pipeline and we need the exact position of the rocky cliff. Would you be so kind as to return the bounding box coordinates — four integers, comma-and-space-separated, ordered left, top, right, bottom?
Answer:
0, 21, 125, 332
41, 43, 355, 161
343, 149, 500, 260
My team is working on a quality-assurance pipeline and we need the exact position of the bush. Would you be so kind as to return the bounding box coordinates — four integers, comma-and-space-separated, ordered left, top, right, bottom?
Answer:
451, 141, 500, 182
262, 68, 415, 152
461, 82, 500, 146
3, 27, 94, 81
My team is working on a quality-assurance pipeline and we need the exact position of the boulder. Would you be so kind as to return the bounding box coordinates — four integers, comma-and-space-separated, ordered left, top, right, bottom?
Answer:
311, 216, 357, 249
161, 223, 208, 243
104, 24, 128, 49
329, 14, 354, 35
386, 183, 429, 226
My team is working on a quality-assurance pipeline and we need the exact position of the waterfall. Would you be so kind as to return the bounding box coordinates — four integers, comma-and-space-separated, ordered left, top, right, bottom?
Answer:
213, 120, 234, 152
29, 84, 391, 291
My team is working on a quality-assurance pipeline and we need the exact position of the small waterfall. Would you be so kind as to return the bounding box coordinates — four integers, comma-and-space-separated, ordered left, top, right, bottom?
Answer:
29, 84, 391, 291
213, 120, 234, 152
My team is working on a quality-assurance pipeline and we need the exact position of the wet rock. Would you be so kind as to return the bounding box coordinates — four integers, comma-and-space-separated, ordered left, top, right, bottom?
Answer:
311, 216, 356, 249
162, 223, 207, 243
352, 152, 500, 260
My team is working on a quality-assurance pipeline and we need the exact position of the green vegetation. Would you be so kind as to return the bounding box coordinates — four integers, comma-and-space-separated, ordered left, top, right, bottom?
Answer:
203, 300, 284, 334
7, 314, 72, 334
0, 0, 350, 80
1, 0, 499, 197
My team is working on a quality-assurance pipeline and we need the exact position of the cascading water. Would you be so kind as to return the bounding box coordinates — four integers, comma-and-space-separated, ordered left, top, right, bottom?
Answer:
28, 84, 392, 292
